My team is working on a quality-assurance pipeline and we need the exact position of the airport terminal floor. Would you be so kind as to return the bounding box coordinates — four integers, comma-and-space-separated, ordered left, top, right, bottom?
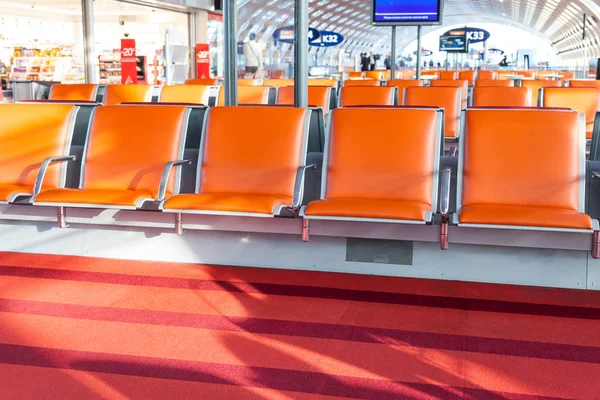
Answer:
4, 0, 600, 398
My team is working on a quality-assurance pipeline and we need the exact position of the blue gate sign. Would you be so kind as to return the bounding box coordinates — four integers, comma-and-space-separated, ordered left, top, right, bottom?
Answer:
309, 31, 344, 47
273, 26, 320, 44
442, 27, 491, 44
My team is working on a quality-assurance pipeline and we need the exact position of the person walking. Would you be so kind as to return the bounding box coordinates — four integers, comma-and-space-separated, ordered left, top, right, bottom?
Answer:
243, 33, 262, 77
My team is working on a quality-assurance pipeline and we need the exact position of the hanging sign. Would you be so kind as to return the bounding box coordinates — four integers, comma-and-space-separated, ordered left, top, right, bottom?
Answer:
195, 43, 211, 79
413, 49, 433, 56
443, 27, 490, 43
273, 26, 320, 44
309, 31, 344, 47
120, 38, 137, 84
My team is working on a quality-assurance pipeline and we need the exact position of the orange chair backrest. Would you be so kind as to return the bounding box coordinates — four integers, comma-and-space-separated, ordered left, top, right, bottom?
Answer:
49, 84, 98, 101
477, 70, 497, 80
324, 108, 440, 207
159, 85, 211, 104
459, 70, 476, 85
278, 86, 332, 114
472, 87, 532, 107
199, 107, 308, 197
461, 109, 583, 210
384, 70, 403, 79
430, 79, 468, 108
103, 85, 154, 106
82, 106, 188, 198
344, 79, 380, 87
542, 87, 600, 137
365, 71, 384, 80
439, 71, 458, 80
272, 70, 285, 79
518, 70, 537, 79
475, 79, 513, 87
561, 71, 575, 80
339, 87, 396, 107
387, 79, 422, 89
348, 72, 363, 79
568, 79, 600, 88
238, 79, 261, 86
217, 86, 272, 105
186, 78, 219, 86
308, 79, 338, 87
0, 104, 78, 189
405, 86, 462, 138
263, 79, 294, 88
497, 70, 515, 80
522, 79, 561, 106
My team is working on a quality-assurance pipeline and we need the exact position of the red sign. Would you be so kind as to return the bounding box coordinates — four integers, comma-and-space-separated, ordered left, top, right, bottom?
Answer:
120, 38, 137, 84
195, 43, 211, 79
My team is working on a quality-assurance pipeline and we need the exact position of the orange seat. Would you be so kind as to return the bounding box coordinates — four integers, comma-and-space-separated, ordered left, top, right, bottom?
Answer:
430, 80, 468, 109
561, 71, 575, 80
457, 109, 593, 231
278, 86, 332, 115
159, 85, 211, 104
472, 87, 531, 107
459, 70, 476, 86
477, 70, 497, 80
271, 70, 284, 79
34, 105, 190, 209
475, 80, 513, 87
439, 71, 458, 80
238, 79, 261, 86
518, 70, 537, 79
163, 106, 311, 216
103, 84, 154, 106
497, 70, 515, 80
383, 70, 403, 80
263, 79, 294, 88
541, 87, 600, 139
308, 79, 338, 87
186, 78, 219, 86
49, 84, 99, 102
521, 80, 561, 106
344, 80, 380, 87
405, 86, 462, 139
0, 104, 79, 202
304, 108, 442, 223
217, 86, 273, 105
365, 71, 384, 80
339, 87, 397, 107
348, 72, 363, 79
568, 79, 600, 88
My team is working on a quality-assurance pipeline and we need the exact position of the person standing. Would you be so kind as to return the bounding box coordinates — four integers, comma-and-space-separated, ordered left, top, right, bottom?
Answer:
361, 53, 370, 72
369, 52, 375, 71
243, 33, 262, 77
384, 54, 391, 70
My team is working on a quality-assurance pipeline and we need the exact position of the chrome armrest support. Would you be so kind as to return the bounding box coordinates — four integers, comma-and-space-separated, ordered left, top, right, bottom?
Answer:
439, 167, 452, 250
592, 171, 600, 179
292, 164, 317, 210
33, 156, 77, 196
158, 160, 192, 201
439, 167, 452, 217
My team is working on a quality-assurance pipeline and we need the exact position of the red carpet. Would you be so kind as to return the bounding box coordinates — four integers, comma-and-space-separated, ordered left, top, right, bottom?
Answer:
1, 253, 599, 399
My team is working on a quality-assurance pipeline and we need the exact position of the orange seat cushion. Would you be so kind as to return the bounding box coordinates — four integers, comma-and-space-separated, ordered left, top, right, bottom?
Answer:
0, 184, 34, 202
35, 188, 155, 207
164, 193, 293, 214
305, 198, 431, 221
459, 205, 593, 230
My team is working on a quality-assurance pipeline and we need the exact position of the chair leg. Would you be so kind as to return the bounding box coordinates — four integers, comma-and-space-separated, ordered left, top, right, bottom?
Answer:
57, 206, 66, 228
593, 231, 600, 259
302, 219, 310, 242
175, 213, 183, 235
440, 217, 449, 250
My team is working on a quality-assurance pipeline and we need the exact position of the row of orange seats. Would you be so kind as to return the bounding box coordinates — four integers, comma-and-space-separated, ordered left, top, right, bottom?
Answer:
1, 103, 598, 255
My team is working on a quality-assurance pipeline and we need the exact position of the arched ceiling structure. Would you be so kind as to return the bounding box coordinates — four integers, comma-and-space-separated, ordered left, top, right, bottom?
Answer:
238, 0, 600, 60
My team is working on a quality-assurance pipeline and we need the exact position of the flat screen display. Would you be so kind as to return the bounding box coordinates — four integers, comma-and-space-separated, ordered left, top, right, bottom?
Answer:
439, 35, 467, 52
372, 0, 443, 26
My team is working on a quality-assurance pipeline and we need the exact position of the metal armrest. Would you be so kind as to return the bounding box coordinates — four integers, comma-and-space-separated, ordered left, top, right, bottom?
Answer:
439, 167, 452, 251
439, 167, 452, 217
292, 164, 317, 209
593, 171, 600, 179
33, 156, 77, 195
157, 160, 192, 201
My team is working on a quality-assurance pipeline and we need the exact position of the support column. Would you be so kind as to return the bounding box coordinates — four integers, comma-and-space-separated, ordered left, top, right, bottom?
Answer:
81, 0, 97, 84
416, 25, 422, 80
294, 0, 308, 107
390, 26, 397, 79
223, 0, 237, 105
